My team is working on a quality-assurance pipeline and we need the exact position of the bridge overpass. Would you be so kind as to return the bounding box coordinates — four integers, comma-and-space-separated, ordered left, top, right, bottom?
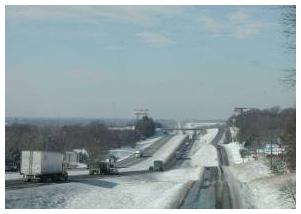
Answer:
164, 124, 225, 131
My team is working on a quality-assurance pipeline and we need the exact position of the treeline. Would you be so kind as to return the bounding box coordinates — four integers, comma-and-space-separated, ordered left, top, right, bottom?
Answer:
135, 116, 157, 138
227, 107, 296, 170
6, 116, 158, 166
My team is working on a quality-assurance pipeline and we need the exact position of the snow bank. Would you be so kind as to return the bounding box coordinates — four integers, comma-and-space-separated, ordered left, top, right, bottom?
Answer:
229, 126, 239, 142
6, 182, 78, 208
66, 179, 191, 209
190, 144, 218, 167
67, 169, 89, 176
226, 158, 296, 208
5, 172, 22, 181
223, 142, 244, 165
181, 128, 219, 168
153, 167, 203, 183
248, 174, 296, 208
228, 158, 272, 183
5, 169, 90, 180
69, 162, 87, 169
189, 128, 218, 155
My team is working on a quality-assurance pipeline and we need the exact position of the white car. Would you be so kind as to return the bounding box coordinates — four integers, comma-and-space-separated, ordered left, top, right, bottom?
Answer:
135, 151, 142, 158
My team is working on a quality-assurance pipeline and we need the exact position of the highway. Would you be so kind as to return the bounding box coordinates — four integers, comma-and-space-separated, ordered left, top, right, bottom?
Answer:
115, 134, 174, 168
6, 126, 236, 209
179, 128, 234, 209
5, 134, 174, 191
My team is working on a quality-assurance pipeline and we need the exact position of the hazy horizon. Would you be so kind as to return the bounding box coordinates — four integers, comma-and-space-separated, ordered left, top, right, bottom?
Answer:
5, 6, 296, 120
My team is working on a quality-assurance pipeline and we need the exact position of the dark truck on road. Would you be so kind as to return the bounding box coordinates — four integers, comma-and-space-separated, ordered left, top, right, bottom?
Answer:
89, 157, 119, 175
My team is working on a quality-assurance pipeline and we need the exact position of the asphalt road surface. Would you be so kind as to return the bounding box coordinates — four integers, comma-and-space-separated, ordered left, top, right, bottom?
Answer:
180, 167, 232, 209
6, 134, 174, 191
180, 128, 234, 209
115, 134, 174, 168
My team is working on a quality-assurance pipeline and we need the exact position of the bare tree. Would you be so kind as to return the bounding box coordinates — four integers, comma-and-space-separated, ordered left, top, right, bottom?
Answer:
280, 5, 296, 88
279, 178, 296, 207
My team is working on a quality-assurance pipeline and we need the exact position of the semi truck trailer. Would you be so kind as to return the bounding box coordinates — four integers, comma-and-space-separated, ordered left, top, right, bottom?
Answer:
20, 151, 68, 182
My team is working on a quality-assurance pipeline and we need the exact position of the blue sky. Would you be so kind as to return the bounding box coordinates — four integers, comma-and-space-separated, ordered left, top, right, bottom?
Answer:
5, 6, 295, 120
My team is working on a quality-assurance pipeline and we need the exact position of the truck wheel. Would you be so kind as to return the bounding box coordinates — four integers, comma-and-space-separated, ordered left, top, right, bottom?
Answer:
51, 175, 59, 182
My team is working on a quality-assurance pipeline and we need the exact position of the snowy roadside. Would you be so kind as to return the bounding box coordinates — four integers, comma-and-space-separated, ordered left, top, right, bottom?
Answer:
5, 172, 22, 181
185, 128, 219, 168
5, 167, 202, 209
222, 142, 252, 165
5, 169, 91, 181
223, 140, 296, 208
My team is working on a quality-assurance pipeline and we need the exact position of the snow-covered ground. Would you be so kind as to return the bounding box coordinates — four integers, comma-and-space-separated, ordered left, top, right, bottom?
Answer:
225, 159, 295, 209
229, 126, 239, 139
67, 162, 88, 169
184, 128, 219, 168
67, 169, 89, 176
120, 134, 187, 172
222, 142, 252, 164
5, 169, 90, 181
6, 167, 202, 208
5, 172, 22, 181
223, 132, 296, 209
223, 126, 253, 164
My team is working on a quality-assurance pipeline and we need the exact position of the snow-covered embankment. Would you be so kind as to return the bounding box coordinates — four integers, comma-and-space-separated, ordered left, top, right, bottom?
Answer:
222, 127, 296, 209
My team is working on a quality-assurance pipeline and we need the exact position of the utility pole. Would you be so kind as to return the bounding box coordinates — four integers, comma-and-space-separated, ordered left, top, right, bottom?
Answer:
270, 138, 273, 169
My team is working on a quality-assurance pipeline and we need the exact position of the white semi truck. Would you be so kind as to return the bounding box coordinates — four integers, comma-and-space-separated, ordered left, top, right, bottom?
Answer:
20, 151, 68, 182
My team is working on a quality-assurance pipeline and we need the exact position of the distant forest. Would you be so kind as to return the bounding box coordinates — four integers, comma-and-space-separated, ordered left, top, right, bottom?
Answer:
227, 107, 296, 170
5, 116, 160, 166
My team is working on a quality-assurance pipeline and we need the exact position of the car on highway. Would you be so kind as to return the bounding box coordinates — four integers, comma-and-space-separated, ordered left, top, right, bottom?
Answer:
202, 178, 210, 188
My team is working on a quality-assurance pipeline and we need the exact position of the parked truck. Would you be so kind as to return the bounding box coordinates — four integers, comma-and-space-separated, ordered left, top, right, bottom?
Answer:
20, 151, 68, 182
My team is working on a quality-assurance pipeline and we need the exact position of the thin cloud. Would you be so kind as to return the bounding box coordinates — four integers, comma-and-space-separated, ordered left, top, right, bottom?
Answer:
200, 15, 222, 34
6, 6, 185, 26
232, 22, 264, 39
200, 9, 265, 39
227, 10, 249, 23
136, 32, 175, 47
